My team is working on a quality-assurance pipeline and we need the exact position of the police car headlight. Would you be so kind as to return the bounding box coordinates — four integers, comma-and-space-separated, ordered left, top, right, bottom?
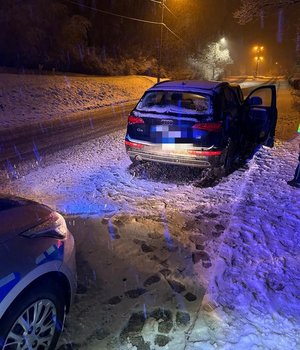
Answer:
20, 212, 68, 239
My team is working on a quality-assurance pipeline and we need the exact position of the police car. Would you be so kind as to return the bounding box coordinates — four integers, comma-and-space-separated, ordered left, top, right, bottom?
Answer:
0, 195, 76, 350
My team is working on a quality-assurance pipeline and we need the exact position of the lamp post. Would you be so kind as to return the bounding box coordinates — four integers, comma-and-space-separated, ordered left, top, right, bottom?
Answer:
253, 45, 264, 77
157, 0, 165, 83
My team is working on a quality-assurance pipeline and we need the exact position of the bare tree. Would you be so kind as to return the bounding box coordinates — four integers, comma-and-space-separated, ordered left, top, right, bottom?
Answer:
189, 40, 233, 80
234, 0, 300, 24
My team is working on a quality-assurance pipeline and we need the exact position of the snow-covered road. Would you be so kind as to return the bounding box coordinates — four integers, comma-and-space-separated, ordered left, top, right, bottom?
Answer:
1, 129, 299, 350
0, 76, 299, 350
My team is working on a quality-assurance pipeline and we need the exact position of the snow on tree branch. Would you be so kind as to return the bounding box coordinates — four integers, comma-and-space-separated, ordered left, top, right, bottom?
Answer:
188, 40, 233, 80
234, 0, 300, 24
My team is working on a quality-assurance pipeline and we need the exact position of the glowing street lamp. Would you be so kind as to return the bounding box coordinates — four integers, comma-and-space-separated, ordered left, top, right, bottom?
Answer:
253, 45, 264, 77
220, 37, 227, 46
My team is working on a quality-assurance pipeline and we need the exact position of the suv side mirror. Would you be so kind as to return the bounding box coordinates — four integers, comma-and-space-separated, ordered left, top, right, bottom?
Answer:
249, 96, 263, 106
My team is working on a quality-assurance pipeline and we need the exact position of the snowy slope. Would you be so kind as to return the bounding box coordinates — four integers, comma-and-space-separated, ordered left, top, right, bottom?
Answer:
0, 74, 156, 129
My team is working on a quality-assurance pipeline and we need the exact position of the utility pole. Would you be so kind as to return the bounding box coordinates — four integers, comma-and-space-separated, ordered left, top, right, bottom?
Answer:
157, 0, 165, 83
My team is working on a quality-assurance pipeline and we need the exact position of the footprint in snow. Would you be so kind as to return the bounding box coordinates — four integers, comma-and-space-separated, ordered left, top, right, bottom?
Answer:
192, 251, 212, 268
107, 296, 122, 305
125, 288, 147, 298
166, 279, 186, 293
143, 274, 161, 287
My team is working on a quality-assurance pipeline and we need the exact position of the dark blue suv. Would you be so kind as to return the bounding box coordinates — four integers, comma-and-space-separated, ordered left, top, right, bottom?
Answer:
125, 80, 277, 175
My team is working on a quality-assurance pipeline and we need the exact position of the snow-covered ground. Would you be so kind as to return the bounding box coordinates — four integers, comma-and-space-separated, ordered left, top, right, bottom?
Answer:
0, 73, 156, 129
0, 74, 299, 349
187, 135, 300, 350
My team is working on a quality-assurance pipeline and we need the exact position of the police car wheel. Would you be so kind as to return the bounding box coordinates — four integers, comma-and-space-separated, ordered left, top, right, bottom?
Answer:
0, 283, 66, 350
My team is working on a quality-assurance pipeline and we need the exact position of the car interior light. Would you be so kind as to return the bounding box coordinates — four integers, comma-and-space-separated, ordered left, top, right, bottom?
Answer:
20, 212, 68, 239
128, 115, 145, 124
192, 122, 222, 132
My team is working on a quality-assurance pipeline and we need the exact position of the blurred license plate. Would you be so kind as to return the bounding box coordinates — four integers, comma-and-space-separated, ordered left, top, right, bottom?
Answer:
151, 125, 182, 138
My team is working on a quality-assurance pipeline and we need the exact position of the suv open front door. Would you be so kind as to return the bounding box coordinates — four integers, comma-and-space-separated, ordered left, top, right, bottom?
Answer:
243, 85, 277, 147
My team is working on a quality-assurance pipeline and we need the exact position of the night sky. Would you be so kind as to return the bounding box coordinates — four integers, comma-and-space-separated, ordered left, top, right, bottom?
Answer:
0, 0, 299, 75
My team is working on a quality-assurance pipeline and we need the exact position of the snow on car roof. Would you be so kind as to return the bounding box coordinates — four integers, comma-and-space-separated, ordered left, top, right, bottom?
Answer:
149, 80, 228, 92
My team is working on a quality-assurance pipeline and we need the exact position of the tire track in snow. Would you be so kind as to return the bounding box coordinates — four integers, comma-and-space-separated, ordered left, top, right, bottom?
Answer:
186, 137, 300, 350
184, 150, 260, 349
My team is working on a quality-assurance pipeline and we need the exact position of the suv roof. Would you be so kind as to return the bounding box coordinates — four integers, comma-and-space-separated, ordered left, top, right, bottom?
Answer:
149, 80, 229, 92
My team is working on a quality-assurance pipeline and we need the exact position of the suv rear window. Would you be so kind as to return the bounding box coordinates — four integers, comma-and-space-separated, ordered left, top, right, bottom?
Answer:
136, 91, 212, 115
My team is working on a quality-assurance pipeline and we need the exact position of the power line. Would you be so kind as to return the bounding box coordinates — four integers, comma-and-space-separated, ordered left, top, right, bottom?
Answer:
63, 0, 183, 41
63, 0, 161, 25
164, 3, 178, 18
148, 0, 178, 18
162, 23, 182, 42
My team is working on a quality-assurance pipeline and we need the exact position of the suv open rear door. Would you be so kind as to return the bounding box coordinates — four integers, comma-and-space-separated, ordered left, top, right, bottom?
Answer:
243, 85, 277, 147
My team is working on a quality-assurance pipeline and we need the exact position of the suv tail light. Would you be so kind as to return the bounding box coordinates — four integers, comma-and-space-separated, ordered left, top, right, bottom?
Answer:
192, 122, 222, 132
188, 150, 222, 156
128, 115, 145, 125
125, 140, 144, 149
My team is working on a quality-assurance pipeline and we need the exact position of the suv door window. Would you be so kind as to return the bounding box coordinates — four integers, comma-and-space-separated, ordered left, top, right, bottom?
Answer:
247, 88, 272, 107
244, 85, 277, 146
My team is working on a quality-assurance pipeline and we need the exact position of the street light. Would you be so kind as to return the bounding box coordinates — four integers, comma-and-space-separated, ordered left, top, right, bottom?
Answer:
220, 37, 227, 46
253, 45, 264, 77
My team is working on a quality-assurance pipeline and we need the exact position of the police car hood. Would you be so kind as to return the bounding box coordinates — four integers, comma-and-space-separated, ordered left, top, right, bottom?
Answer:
0, 196, 52, 243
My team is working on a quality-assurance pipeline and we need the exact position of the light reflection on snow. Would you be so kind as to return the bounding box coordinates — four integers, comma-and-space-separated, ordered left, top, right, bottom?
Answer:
32, 141, 41, 162
4, 159, 17, 179
161, 209, 174, 248
14, 145, 22, 160
56, 199, 118, 216
64, 75, 71, 88
143, 303, 147, 320
108, 217, 117, 240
